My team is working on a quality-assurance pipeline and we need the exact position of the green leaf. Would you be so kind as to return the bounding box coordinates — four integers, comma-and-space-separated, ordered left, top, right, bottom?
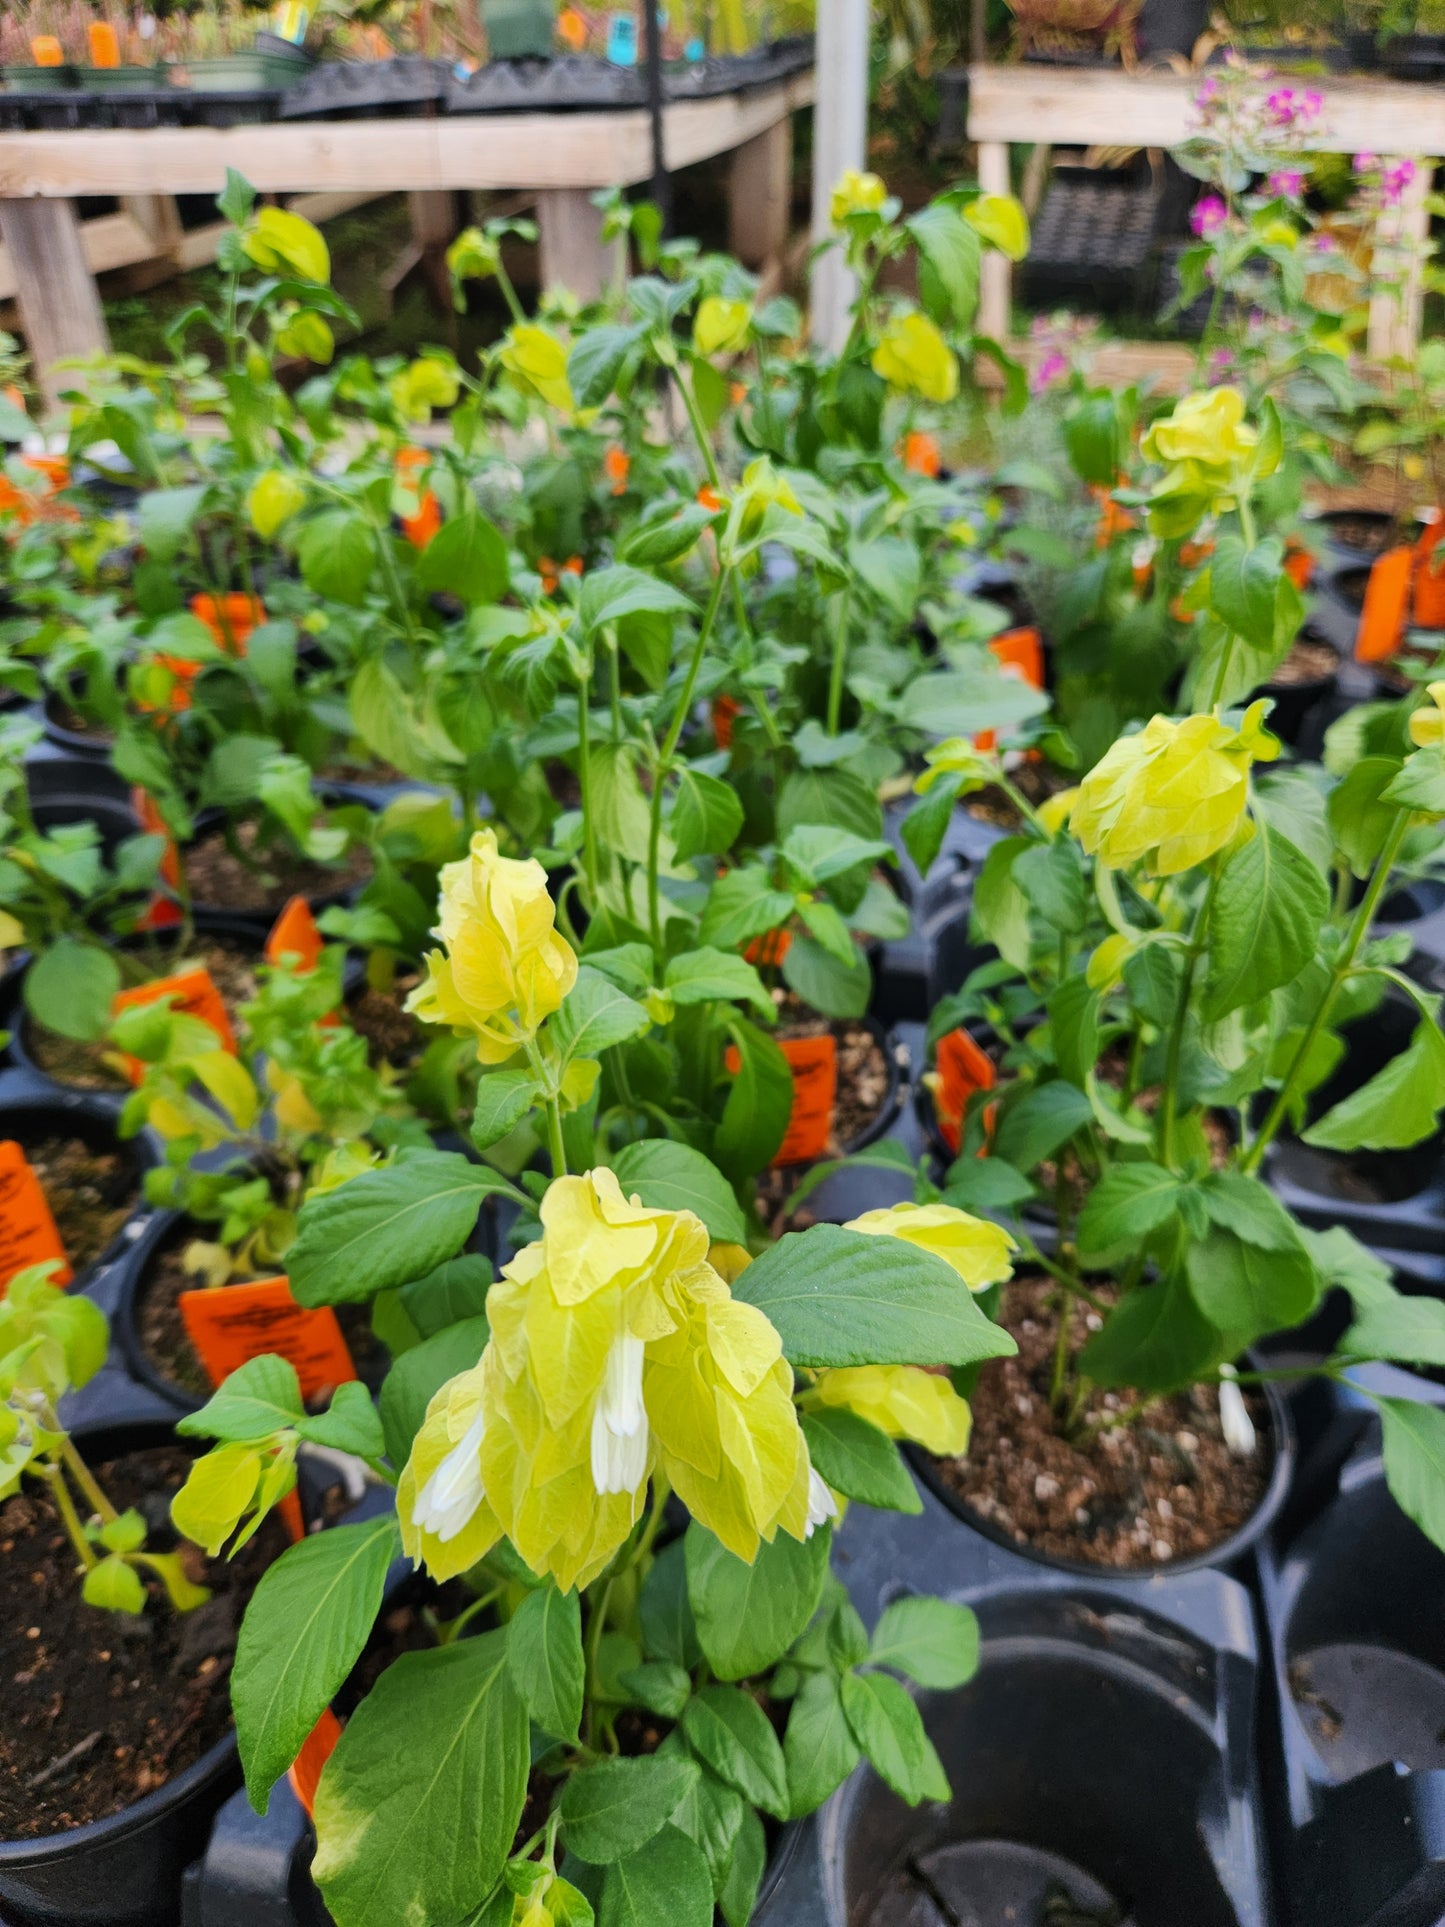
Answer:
1385, 746, 1445, 815
1062, 392, 1121, 487
782, 931, 871, 1020
718, 1803, 766, 1927
670, 769, 744, 864
1329, 757, 1407, 879
289, 1152, 514, 1308
618, 1660, 692, 1718
297, 509, 374, 606
176, 1353, 306, 1443
1186, 1223, 1318, 1346
681, 1686, 790, 1818
940, 1160, 1034, 1213
1076, 1162, 1183, 1267
698, 868, 795, 950
471, 1069, 543, 1150
1079, 1273, 1222, 1392
685, 1521, 831, 1680
801, 1410, 922, 1514
777, 767, 883, 843
663, 947, 773, 1021
507, 1582, 584, 1742
579, 566, 693, 636
24, 938, 120, 1044
733, 1225, 1016, 1369
233, 1515, 400, 1812
568, 323, 645, 409
1204, 823, 1329, 1020
1342, 1289, 1445, 1368
1380, 1398, 1445, 1553
138, 484, 207, 562
1303, 1018, 1445, 1152
560, 1756, 701, 1864
971, 835, 1033, 970
552, 966, 652, 1064
992, 1081, 1094, 1174
868, 1595, 980, 1689
899, 782, 958, 880
1254, 768, 1334, 877
414, 510, 509, 606
840, 1670, 949, 1804
82, 1554, 146, 1614
895, 666, 1049, 739
907, 200, 981, 330
715, 1018, 793, 1179
297, 1382, 386, 1460
312, 1632, 528, 1925
1049, 974, 1100, 1090
379, 1316, 490, 1470
619, 500, 718, 570
1014, 838, 1088, 935
398, 1255, 494, 1340
596, 1825, 713, 1927
662, 1735, 745, 1900
639, 1539, 701, 1669
1209, 533, 1280, 648
610, 1141, 746, 1244
783, 1670, 860, 1817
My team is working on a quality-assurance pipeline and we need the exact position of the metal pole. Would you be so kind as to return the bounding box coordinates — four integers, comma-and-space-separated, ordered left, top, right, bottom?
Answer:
644, 1, 671, 230
809, 0, 870, 352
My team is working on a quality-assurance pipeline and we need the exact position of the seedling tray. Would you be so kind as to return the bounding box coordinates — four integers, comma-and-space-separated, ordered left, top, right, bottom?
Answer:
1023, 172, 1163, 310
279, 56, 448, 120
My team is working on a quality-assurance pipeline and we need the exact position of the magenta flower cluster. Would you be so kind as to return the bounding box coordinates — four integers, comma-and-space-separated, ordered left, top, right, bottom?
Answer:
1265, 86, 1324, 126
1190, 195, 1228, 238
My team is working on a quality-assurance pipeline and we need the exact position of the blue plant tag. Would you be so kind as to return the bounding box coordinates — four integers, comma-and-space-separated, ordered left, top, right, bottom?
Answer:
606, 14, 638, 64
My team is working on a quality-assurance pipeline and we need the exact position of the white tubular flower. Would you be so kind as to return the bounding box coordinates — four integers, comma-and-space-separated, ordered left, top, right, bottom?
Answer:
591, 1333, 650, 1495
1218, 1365, 1257, 1459
805, 1463, 840, 1539
412, 1412, 486, 1542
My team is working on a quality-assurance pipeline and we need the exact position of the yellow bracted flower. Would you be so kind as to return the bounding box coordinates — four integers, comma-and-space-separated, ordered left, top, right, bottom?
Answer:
498, 323, 575, 415
242, 206, 330, 284
845, 1201, 1016, 1291
403, 1171, 819, 1592
246, 470, 305, 540
735, 456, 803, 541
1037, 786, 1081, 835
407, 828, 578, 1065
388, 357, 460, 424
871, 313, 960, 405
399, 1359, 502, 1582
831, 168, 888, 226
1071, 701, 1280, 877
964, 192, 1030, 262
694, 296, 752, 357
1409, 681, 1445, 747
1141, 387, 1257, 470
806, 1364, 972, 1456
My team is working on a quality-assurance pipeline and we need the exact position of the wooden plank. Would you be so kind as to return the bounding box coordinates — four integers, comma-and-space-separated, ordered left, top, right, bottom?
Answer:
537, 187, 624, 300
976, 141, 1011, 343
968, 63, 1445, 154
0, 211, 159, 301
728, 118, 790, 268
0, 198, 108, 400
1368, 158, 1433, 361
0, 76, 813, 199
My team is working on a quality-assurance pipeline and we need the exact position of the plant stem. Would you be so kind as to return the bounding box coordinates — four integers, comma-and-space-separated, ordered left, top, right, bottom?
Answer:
37, 1461, 97, 1571
57, 1431, 119, 1525
826, 589, 852, 735
1049, 1289, 1073, 1409
576, 668, 601, 912
524, 1037, 569, 1178
647, 565, 729, 965
1158, 861, 1222, 1168
583, 1575, 615, 1749
1241, 809, 1412, 1174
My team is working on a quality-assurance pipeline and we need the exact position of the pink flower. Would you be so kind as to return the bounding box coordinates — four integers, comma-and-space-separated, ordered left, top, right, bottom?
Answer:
1207, 347, 1235, 380
1191, 195, 1228, 238
1268, 167, 1306, 200
1300, 88, 1324, 120
1194, 74, 1221, 111
1311, 232, 1337, 255
1382, 158, 1419, 205
1029, 350, 1069, 397
1265, 86, 1297, 124
1353, 151, 1378, 174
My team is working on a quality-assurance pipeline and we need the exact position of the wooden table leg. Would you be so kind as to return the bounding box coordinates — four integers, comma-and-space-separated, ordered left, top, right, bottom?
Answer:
976, 141, 1012, 342
0, 197, 109, 405
407, 189, 461, 311
1368, 158, 1433, 364
536, 188, 623, 303
729, 118, 791, 270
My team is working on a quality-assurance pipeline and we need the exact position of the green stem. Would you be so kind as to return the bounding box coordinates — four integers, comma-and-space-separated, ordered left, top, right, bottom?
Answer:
1158, 862, 1222, 1168
647, 566, 729, 965
57, 1432, 119, 1525
676, 364, 757, 656
37, 1461, 98, 1571
576, 667, 601, 912
524, 1037, 569, 1178
1241, 809, 1412, 1174
583, 1575, 615, 1749
826, 589, 852, 736
494, 257, 526, 327
1049, 1289, 1073, 1409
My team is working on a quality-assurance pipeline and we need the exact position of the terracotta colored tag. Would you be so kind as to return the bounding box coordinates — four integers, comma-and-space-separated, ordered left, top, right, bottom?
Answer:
976, 626, 1045, 755
188, 592, 263, 655
0, 1141, 71, 1290
744, 926, 792, 969
289, 1707, 343, 1818
712, 693, 743, 749
1414, 513, 1445, 629
935, 1027, 997, 1156
112, 966, 235, 1080
775, 1033, 838, 1166
1356, 545, 1415, 662
265, 896, 324, 974
130, 788, 181, 893
1284, 537, 1314, 591
88, 21, 120, 65
278, 1489, 305, 1545
902, 431, 941, 478
31, 34, 63, 64
180, 1276, 357, 1400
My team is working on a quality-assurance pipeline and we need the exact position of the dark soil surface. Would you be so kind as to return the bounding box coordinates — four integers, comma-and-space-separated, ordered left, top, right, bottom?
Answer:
135, 1228, 384, 1399
185, 821, 373, 915
25, 1135, 138, 1273
24, 939, 260, 1090
0, 1444, 287, 1839
1375, 640, 1444, 694
929, 1274, 1270, 1570
1271, 637, 1338, 686
46, 699, 114, 744
1318, 511, 1397, 556
965, 757, 1074, 833
348, 969, 427, 1070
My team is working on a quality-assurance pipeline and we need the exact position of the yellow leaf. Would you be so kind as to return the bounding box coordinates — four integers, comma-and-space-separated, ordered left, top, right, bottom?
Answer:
965, 192, 1030, 262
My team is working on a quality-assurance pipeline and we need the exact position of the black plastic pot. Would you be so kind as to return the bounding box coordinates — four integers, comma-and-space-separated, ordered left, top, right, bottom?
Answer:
0, 1079, 157, 1284
26, 776, 138, 843
1265, 989, 1445, 1258
1023, 167, 1163, 312
0, 1418, 345, 1927
1381, 32, 1445, 80
278, 53, 447, 118
1309, 507, 1401, 565
1258, 1372, 1445, 1925
39, 686, 116, 760
1258, 626, 1341, 751
1138, 0, 1207, 58
755, 1485, 1273, 1927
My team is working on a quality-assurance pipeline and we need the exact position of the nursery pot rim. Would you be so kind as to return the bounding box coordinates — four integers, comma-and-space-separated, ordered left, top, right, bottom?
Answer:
0, 1419, 241, 1872
0, 1086, 159, 1280
114, 1207, 219, 1414
906, 1369, 1295, 1580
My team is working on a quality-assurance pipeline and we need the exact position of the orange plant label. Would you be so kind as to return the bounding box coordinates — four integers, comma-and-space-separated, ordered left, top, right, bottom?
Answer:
712, 693, 743, 749
0, 1142, 71, 1290
180, 1276, 357, 1400
1356, 545, 1415, 663
189, 592, 263, 655
31, 35, 63, 64
935, 1027, 997, 1156
288, 1707, 343, 1818
112, 966, 235, 1080
775, 1033, 838, 1166
265, 896, 324, 974
88, 21, 120, 65
744, 926, 792, 969
976, 626, 1045, 755
1414, 513, 1445, 629
130, 788, 181, 893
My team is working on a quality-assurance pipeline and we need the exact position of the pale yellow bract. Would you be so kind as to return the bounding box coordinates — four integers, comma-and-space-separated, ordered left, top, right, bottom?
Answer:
871, 313, 960, 405
1409, 682, 1445, 747
830, 167, 888, 226
845, 1200, 1016, 1291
